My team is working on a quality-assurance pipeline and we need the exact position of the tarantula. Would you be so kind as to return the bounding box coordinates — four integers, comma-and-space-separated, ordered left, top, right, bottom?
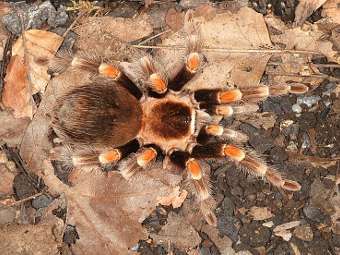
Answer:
48, 33, 307, 225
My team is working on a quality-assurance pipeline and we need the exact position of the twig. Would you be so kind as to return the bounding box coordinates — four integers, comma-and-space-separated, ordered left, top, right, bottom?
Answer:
63, 11, 85, 38
130, 44, 322, 55
1, 144, 44, 191
138, 29, 171, 45
1, 192, 44, 207
266, 71, 340, 82
268, 62, 340, 68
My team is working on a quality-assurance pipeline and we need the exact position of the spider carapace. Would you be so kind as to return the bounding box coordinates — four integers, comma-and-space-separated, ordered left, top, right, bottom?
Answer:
49, 33, 308, 226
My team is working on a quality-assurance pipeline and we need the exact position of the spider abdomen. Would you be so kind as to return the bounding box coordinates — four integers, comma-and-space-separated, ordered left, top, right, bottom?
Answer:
52, 81, 142, 147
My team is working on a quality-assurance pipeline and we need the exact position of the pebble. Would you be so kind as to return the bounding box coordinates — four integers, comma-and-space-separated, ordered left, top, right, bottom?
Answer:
297, 95, 321, 108
292, 103, 302, 113
13, 173, 36, 200
2, 1, 68, 35
293, 225, 314, 241
217, 216, 240, 242
303, 205, 328, 223
222, 196, 235, 217
32, 194, 53, 209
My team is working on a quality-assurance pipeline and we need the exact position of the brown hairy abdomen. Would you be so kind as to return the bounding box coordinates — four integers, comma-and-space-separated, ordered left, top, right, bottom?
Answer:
150, 101, 191, 139
52, 81, 142, 147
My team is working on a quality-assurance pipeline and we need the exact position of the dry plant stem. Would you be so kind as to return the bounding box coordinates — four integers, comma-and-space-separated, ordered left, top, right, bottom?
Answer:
268, 62, 340, 69
130, 44, 322, 55
63, 12, 85, 38
1, 191, 44, 207
138, 29, 172, 45
266, 72, 340, 82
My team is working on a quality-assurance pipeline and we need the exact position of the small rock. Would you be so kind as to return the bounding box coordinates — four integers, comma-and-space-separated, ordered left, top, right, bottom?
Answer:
303, 205, 328, 223
13, 173, 36, 200
274, 229, 292, 241
262, 221, 274, 228
292, 103, 302, 113
273, 221, 301, 232
2, 1, 68, 35
218, 216, 240, 242
293, 225, 313, 241
32, 194, 53, 209
297, 95, 321, 108
222, 196, 235, 217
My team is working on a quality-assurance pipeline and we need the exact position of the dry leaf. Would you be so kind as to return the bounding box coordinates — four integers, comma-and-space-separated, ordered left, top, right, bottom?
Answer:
201, 224, 234, 255
273, 221, 301, 232
74, 14, 153, 43
158, 7, 273, 90
0, 212, 63, 255
2, 29, 63, 118
294, 0, 328, 26
193, 4, 217, 21
151, 212, 201, 250
12, 29, 63, 93
248, 206, 273, 221
158, 186, 188, 208
236, 112, 276, 130
0, 108, 30, 146
265, 14, 338, 88
2, 55, 33, 118
274, 229, 293, 241
0, 164, 15, 195
166, 8, 185, 32
322, 0, 340, 24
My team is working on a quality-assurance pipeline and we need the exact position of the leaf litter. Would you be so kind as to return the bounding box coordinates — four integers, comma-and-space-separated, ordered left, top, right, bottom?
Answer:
0, 1, 339, 255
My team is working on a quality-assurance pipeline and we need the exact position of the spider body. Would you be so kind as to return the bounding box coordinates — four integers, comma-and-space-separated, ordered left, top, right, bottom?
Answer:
49, 33, 307, 226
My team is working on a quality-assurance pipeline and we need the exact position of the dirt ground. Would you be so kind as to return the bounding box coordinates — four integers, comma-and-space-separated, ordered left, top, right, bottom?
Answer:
0, 1, 339, 255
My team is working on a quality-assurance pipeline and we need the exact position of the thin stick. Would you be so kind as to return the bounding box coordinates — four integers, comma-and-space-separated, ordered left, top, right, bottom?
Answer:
266, 71, 340, 82
138, 29, 171, 45
1, 192, 44, 207
130, 44, 322, 55
63, 11, 85, 38
268, 62, 340, 68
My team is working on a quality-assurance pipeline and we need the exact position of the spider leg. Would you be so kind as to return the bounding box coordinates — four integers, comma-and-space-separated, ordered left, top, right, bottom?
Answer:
191, 143, 301, 192
168, 150, 217, 226
50, 140, 140, 172
197, 124, 248, 144
116, 146, 158, 179
49, 50, 142, 98
139, 56, 168, 95
195, 83, 309, 104
200, 102, 259, 118
168, 34, 205, 91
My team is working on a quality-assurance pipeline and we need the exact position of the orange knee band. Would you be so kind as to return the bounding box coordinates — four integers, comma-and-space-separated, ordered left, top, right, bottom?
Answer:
99, 149, 121, 164
223, 145, 245, 161
98, 63, 121, 80
186, 158, 202, 180
218, 89, 242, 103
